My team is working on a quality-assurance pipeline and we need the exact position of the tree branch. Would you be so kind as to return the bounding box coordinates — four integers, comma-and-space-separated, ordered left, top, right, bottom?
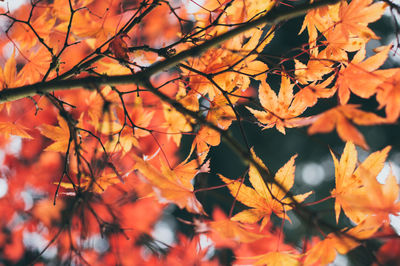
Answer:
0, 0, 340, 103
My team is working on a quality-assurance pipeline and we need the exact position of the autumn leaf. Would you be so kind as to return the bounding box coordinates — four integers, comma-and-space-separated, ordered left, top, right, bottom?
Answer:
247, 75, 308, 134
304, 217, 380, 265
220, 150, 312, 228
163, 103, 193, 146
2, 49, 17, 88
343, 166, 400, 226
308, 104, 387, 150
375, 68, 400, 122
299, 3, 339, 46
192, 125, 220, 155
39, 115, 82, 152
376, 239, 400, 265
88, 173, 122, 193
336, 0, 387, 41
292, 74, 336, 108
336, 45, 391, 104
0, 121, 33, 139
109, 33, 130, 61
32, 199, 65, 227
294, 52, 334, 85
17, 47, 52, 85
249, 251, 299, 266
132, 152, 206, 214
209, 219, 266, 244
57, 171, 123, 193
330, 141, 391, 223
0, 48, 18, 110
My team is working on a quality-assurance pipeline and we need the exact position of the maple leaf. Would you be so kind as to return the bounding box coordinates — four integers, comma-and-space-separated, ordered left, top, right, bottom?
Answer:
375, 68, 400, 122
330, 141, 391, 223
304, 217, 380, 265
83, 86, 119, 128
336, 45, 391, 104
132, 152, 206, 214
191, 92, 238, 154
247, 75, 308, 134
343, 166, 400, 226
163, 103, 193, 146
206, 93, 236, 130
308, 104, 386, 150
86, 173, 122, 193
163, 86, 199, 148
299, 3, 339, 46
336, 0, 387, 41
39, 115, 71, 152
109, 33, 130, 61
0, 121, 33, 139
250, 251, 299, 266
376, 239, 400, 265
219, 150, 312, 229
17, 47, 52, 85
0, 48, 19, 113
32, 199, 65, 227
57, 171, 123, 193
292, 75, 336, 108
10, 9, 56, 50
192, 125, 220, 155
209, 219, 266, 244
294, 51, 335, 85
323, 26, 365, 56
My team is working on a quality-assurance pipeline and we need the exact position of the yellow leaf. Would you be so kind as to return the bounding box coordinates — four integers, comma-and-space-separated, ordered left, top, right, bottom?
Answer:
132, 153, 205, 214
251, 251, 299, 266
84, 173, 121, 193
40, 115, 71, 152
219, 151, 311, 226
210, 219, 266, 243
3, 49, 16, 87
247, 75, 307, 134
308, 105, 386, 150
0, 121, 33, 139
330, 142, 393, 224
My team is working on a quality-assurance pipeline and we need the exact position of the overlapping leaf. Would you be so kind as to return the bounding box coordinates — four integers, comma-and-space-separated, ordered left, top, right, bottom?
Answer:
330, 141, 393, 223
220, 150, 312, 228
247, 75, 308, 134
132, 152, 207, 214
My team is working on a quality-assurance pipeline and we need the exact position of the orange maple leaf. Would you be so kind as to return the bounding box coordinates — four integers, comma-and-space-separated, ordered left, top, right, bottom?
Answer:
249, 251, 299, 266
0, 121, 33, 139
330, 141, 391, 223
39, 115, 71, 152
32, 199, 65, 227
375, 68, 400, 122
132, 152, 207, 214
209, 219, 266, 244
299, 3, 339, 47
219, 150, 312, 229
342, 166, 400, 226
305, 217, 380, 265
109, 33, 130, 61
336, 0, 387, 41
336, 45, 391, 104
0, 49, 17, 89
17, 47, 52, 85
247, 75, 307, 134
308, 104, 386, 150
294, 51, 335, 85
292, 75, 336, 108
163, 103, 193, 146
192, 125, 220, 155
0, 49, 18, 112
